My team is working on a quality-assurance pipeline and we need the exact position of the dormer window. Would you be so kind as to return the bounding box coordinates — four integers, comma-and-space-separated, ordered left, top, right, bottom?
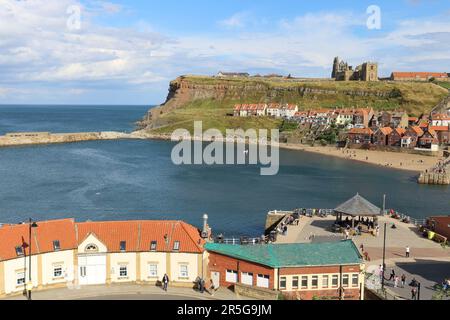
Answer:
120, 241, 126, 252
15, 246, 24, 256
173, 241, 180, 251
150, 241, 157, 251
53, 240, 61, 251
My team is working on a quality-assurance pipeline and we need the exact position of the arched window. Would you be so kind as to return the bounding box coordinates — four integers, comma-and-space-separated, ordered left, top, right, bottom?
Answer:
85, 244, 98, 252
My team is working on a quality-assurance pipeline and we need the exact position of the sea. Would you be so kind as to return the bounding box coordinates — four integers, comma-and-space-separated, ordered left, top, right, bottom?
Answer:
0, 105, 448, 236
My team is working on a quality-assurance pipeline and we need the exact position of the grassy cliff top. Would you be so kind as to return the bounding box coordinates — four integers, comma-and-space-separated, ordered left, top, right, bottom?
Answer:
145, 75, 448, 135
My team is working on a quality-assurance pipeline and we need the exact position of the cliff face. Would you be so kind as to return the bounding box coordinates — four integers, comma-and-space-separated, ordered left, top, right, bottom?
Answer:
139, 75, 448, 131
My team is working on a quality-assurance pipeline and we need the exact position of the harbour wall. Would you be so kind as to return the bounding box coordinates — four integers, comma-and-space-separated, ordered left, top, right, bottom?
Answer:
418, 172, 450, 185
0, 131, 144, 147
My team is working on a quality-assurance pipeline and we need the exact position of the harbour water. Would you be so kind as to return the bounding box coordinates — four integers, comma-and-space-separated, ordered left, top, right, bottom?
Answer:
0, 105, 448, 236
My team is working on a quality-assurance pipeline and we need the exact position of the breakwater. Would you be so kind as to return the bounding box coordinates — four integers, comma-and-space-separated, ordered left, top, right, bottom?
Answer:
418, 172, 450, 185
0, 131, 144, 147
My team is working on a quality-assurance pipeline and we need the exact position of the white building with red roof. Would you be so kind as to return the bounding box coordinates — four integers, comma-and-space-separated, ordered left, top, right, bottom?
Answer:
0, 219, 206, 297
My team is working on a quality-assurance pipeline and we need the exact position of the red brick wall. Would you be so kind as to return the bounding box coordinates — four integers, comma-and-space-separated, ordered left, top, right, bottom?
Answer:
207, 252, 275, 289
283, 288, 361, 300
279, 265, 360, 275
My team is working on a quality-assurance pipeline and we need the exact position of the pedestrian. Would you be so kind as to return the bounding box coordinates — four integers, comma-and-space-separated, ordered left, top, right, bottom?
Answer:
406, 246, 410, 258
209, 279, 215, 296
394, 276, 399, 288
162, 273, 169, 292
389, 269, 396, 281
360, 244, 364, 253
401, 274, 406, 288
411, 287, 417, 300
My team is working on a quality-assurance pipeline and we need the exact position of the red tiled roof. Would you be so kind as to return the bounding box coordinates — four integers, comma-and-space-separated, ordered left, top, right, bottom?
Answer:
348, 128, 373, 135
392, 72, 448, 79
378, 127, 393, 135
409, 126, 424, 136
430, 126, 450, 132
395, 128, 406, 136
0, 219, 204, 262
76, 220, 204, 254
432, 114, 450, 121
0, 219, 76, 261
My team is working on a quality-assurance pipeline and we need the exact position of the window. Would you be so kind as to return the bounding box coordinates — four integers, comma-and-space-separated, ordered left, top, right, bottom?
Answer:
226, 270, 238, 283
322, 275, 329, 288
53, 266, 63, 278
312, 276, 318, 288
15, 246, 24, 256
16, 272, 25, 286
85, 244, 98, 252
352, 274, 359, 287
279, 277, 286, 290
179, 265, 188, 278
173, 241, 180, 251
332, 275, 339, 287
120, 241, 126, 251
292, 276, 299, 289
343, 274, 349, 287
80, 266, 86, 277
149, 264, 158, 277
257, 274, 270, 288
150, 241, 157, 251
119, 265, 128, 277
53, 240, 61, 251
241, 272, 253, 286
301, 276, 308, 289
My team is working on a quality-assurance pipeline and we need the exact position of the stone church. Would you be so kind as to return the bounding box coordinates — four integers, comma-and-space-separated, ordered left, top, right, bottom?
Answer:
332, 57, 378, 81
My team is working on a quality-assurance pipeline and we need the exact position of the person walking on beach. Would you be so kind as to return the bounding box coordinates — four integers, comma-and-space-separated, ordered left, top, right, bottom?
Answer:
401, 274, 406, 288
394, 276, 399, 288
162, 273, 169, 292
406, 246, 410, 258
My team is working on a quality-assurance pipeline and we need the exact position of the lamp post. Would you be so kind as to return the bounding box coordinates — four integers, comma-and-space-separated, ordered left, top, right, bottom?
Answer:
381, 222, 387, 291
27, 218, 38, 300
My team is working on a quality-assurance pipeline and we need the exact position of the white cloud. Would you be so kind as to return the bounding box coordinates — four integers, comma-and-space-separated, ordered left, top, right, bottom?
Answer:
0, 1, 448, 104
218, 12, 249, 28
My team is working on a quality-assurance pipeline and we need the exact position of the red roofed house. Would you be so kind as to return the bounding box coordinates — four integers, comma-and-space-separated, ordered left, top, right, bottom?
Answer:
431, 114, 450, 127
0, 219, 206, 297
430, 126, 450, 145
418, 129, 439, 150
373, 127, 393, 146
387, 128, 406, 147
391, 72, 449, 82
401, 126, 424, 148
347, 128, 373, 145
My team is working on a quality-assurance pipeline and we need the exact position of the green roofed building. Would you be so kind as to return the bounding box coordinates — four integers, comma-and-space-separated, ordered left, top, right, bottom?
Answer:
205, 240, 365, 300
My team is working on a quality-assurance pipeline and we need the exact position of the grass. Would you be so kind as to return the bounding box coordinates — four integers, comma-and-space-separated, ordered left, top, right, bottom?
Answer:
434, 81, 450, 90
151, 99, 282, 135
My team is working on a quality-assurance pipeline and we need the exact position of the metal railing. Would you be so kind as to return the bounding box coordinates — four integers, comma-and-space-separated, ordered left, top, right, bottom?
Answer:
214, 236, 267, 245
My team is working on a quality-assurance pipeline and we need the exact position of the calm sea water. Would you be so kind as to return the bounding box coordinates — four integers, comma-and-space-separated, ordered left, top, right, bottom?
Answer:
0, 105, 449, 236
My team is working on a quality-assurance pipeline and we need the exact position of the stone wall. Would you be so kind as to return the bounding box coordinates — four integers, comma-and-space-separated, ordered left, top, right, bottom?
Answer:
0, 131, 140, 148
234, 283, 280, 300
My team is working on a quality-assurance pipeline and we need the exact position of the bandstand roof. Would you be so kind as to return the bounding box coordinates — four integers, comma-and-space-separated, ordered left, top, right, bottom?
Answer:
334, 193, 382, 217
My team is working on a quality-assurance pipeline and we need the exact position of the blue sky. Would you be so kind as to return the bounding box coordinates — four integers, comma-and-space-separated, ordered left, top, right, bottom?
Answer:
0, 0, 449, 105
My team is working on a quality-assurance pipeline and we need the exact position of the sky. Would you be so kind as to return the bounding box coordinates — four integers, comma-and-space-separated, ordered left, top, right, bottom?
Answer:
0, 0, 449, 105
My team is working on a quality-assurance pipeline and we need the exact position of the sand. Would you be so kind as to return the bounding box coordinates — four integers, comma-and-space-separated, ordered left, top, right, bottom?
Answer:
280, 143, 441, 173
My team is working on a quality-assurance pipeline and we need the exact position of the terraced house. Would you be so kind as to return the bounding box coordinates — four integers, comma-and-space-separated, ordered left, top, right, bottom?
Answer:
0, 219, 206, 297
205, 240, 365, 300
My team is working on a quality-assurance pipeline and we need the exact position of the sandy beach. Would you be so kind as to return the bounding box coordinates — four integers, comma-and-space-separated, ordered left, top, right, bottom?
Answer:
280, 143, 441, 173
